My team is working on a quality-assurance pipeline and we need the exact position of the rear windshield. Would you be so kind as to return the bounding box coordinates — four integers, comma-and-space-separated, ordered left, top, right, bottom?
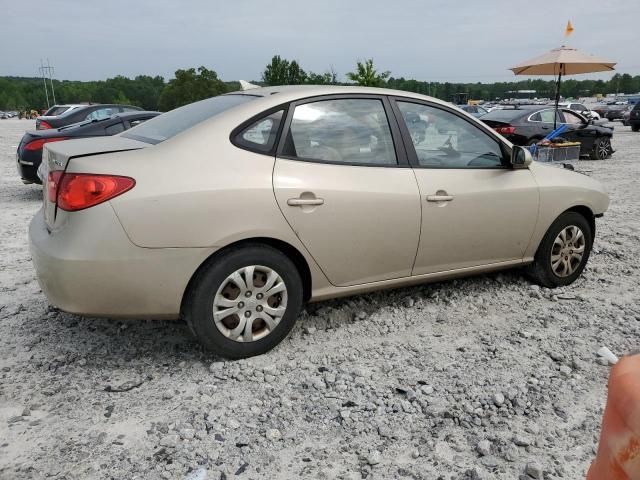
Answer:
480, 109, 526, 121
45, 106, 70, 116
122, 94, 257, 144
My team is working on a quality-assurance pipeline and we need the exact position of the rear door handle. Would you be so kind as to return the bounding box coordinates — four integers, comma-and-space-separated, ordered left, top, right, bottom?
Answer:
426, 195, 454, 202
287, 198, 324, 206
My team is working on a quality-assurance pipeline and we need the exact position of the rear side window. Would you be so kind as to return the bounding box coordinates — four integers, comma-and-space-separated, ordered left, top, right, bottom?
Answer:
282, 98, 397, 166
234, 110, 283, 153
123, 94, 256, 144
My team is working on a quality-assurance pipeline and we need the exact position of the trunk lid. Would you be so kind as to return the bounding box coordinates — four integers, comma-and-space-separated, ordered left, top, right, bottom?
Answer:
43, 136, 148, 229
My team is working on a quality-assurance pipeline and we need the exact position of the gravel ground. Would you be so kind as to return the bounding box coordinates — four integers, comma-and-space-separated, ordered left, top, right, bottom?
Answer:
0, 118, 639, 480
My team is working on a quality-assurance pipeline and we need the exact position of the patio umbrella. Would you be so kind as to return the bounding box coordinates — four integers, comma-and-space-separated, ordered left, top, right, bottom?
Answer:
510, 46, 616, 128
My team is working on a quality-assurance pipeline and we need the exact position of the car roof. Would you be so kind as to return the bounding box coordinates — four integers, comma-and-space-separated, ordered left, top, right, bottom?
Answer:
230, 84, 456, 109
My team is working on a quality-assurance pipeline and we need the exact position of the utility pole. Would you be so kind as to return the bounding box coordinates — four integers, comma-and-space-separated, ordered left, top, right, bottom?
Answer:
38, 59, 57, 109
39, 59, 50, 109
46, 58, 57, 105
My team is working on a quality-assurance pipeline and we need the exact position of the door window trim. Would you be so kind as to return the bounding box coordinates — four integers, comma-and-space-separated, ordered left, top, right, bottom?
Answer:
275, 94, 410, 168
389, 97, 511, 169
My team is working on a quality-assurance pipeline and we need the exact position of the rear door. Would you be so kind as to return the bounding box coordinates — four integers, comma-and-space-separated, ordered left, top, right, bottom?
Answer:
391, 98, 539, 275
273, 95, 421, 286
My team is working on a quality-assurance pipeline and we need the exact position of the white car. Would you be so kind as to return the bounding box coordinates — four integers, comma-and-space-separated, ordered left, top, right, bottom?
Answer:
558, 102, 600, 120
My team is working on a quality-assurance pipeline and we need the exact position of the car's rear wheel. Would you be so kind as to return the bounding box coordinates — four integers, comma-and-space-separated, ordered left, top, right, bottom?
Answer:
183, 244, 303, 359
632, 124, 640, 132
590, 137, 611, 160
527, 212, 593, 288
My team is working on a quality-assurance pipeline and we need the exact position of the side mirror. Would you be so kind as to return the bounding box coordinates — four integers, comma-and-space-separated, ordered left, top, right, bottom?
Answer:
511, 145, 532, 168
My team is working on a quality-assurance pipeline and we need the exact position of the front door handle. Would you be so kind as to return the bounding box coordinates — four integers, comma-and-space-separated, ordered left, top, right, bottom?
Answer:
426, 194, 454, 202
287, 197, 324, 206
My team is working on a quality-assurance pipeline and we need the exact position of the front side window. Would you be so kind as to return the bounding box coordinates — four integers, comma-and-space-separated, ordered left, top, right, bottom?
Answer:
235, 110, 283, 153
282, 98, 397, 165
562, 110, 584, 125
397, 101, 504, 168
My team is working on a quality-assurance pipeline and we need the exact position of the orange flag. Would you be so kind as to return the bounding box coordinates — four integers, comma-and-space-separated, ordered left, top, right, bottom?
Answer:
565, 20, 574, 37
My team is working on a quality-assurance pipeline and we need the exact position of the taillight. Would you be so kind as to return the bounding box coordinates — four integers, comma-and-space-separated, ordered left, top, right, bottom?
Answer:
47, 171, 64, 203
38, 121, 53, 130
57, 174, 135, 211
25, 137, 67, 151
495, 126, 516, 135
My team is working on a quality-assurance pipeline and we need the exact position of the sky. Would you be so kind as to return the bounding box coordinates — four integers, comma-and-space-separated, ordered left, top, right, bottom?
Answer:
1, 0, 638, 84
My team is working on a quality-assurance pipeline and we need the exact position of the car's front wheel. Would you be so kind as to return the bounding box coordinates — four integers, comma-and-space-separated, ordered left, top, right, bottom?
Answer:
183, 244, 303, 359
527, 212, 593, 288
590, 137, 612, 160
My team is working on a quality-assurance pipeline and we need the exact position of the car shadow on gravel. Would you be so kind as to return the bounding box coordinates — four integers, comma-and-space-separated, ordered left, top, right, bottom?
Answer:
7, 184, 42, 202
30, 268, 529, 364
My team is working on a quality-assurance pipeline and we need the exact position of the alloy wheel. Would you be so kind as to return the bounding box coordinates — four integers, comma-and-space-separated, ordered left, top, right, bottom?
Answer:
598, 138, 611, 159
212, 265, 288, 342
550, 225, 586, 277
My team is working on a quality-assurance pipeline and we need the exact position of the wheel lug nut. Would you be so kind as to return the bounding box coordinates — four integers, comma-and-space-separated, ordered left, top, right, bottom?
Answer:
256, 293, 263, 300
244, 311, 251, 318
238, 302, 244, 308
256, 305, 263, 312
245, 291, 252, 297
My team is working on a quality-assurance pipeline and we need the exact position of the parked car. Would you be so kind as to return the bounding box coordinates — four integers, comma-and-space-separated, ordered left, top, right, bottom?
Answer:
603, 104, 628, 121
592, 104, 611, 119
457, 105, 489, 118
17, 111, 160, 184
30, 86, 609, 358
629, 103, 640, 132
480, 106, 614, 159
35, 104, 143, 130
557, 102, 600, 120
42, 104, 85, 117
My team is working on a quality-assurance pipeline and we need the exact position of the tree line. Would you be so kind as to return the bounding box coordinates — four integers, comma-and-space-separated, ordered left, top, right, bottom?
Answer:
1, 56, 639, 111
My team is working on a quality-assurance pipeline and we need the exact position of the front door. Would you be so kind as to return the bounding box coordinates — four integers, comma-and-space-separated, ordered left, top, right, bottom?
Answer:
392, 99, 540, 275
273, 96, 421, 286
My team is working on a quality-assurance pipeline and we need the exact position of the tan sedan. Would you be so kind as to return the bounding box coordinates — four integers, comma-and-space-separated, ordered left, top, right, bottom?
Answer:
30, 86, 609, 358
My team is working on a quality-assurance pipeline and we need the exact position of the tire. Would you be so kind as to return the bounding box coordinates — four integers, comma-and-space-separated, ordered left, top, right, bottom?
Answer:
590, 137, 611, 160
526, 138, 541, 146
183, 244, 303, 359
527, 212, 593, 288
633, 124, 640, 132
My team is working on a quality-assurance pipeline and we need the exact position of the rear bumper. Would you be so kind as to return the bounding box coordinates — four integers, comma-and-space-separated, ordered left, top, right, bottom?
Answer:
16, 155, 42, 184
29, 207, 215, 319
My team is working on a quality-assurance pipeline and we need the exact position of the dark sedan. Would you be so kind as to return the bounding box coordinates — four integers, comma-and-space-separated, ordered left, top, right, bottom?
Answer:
603, 104, 629, 121
17, 111, 160, 184
481, 107, 614, 160
457, 105, 489, 118
35, 103, 143, 130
